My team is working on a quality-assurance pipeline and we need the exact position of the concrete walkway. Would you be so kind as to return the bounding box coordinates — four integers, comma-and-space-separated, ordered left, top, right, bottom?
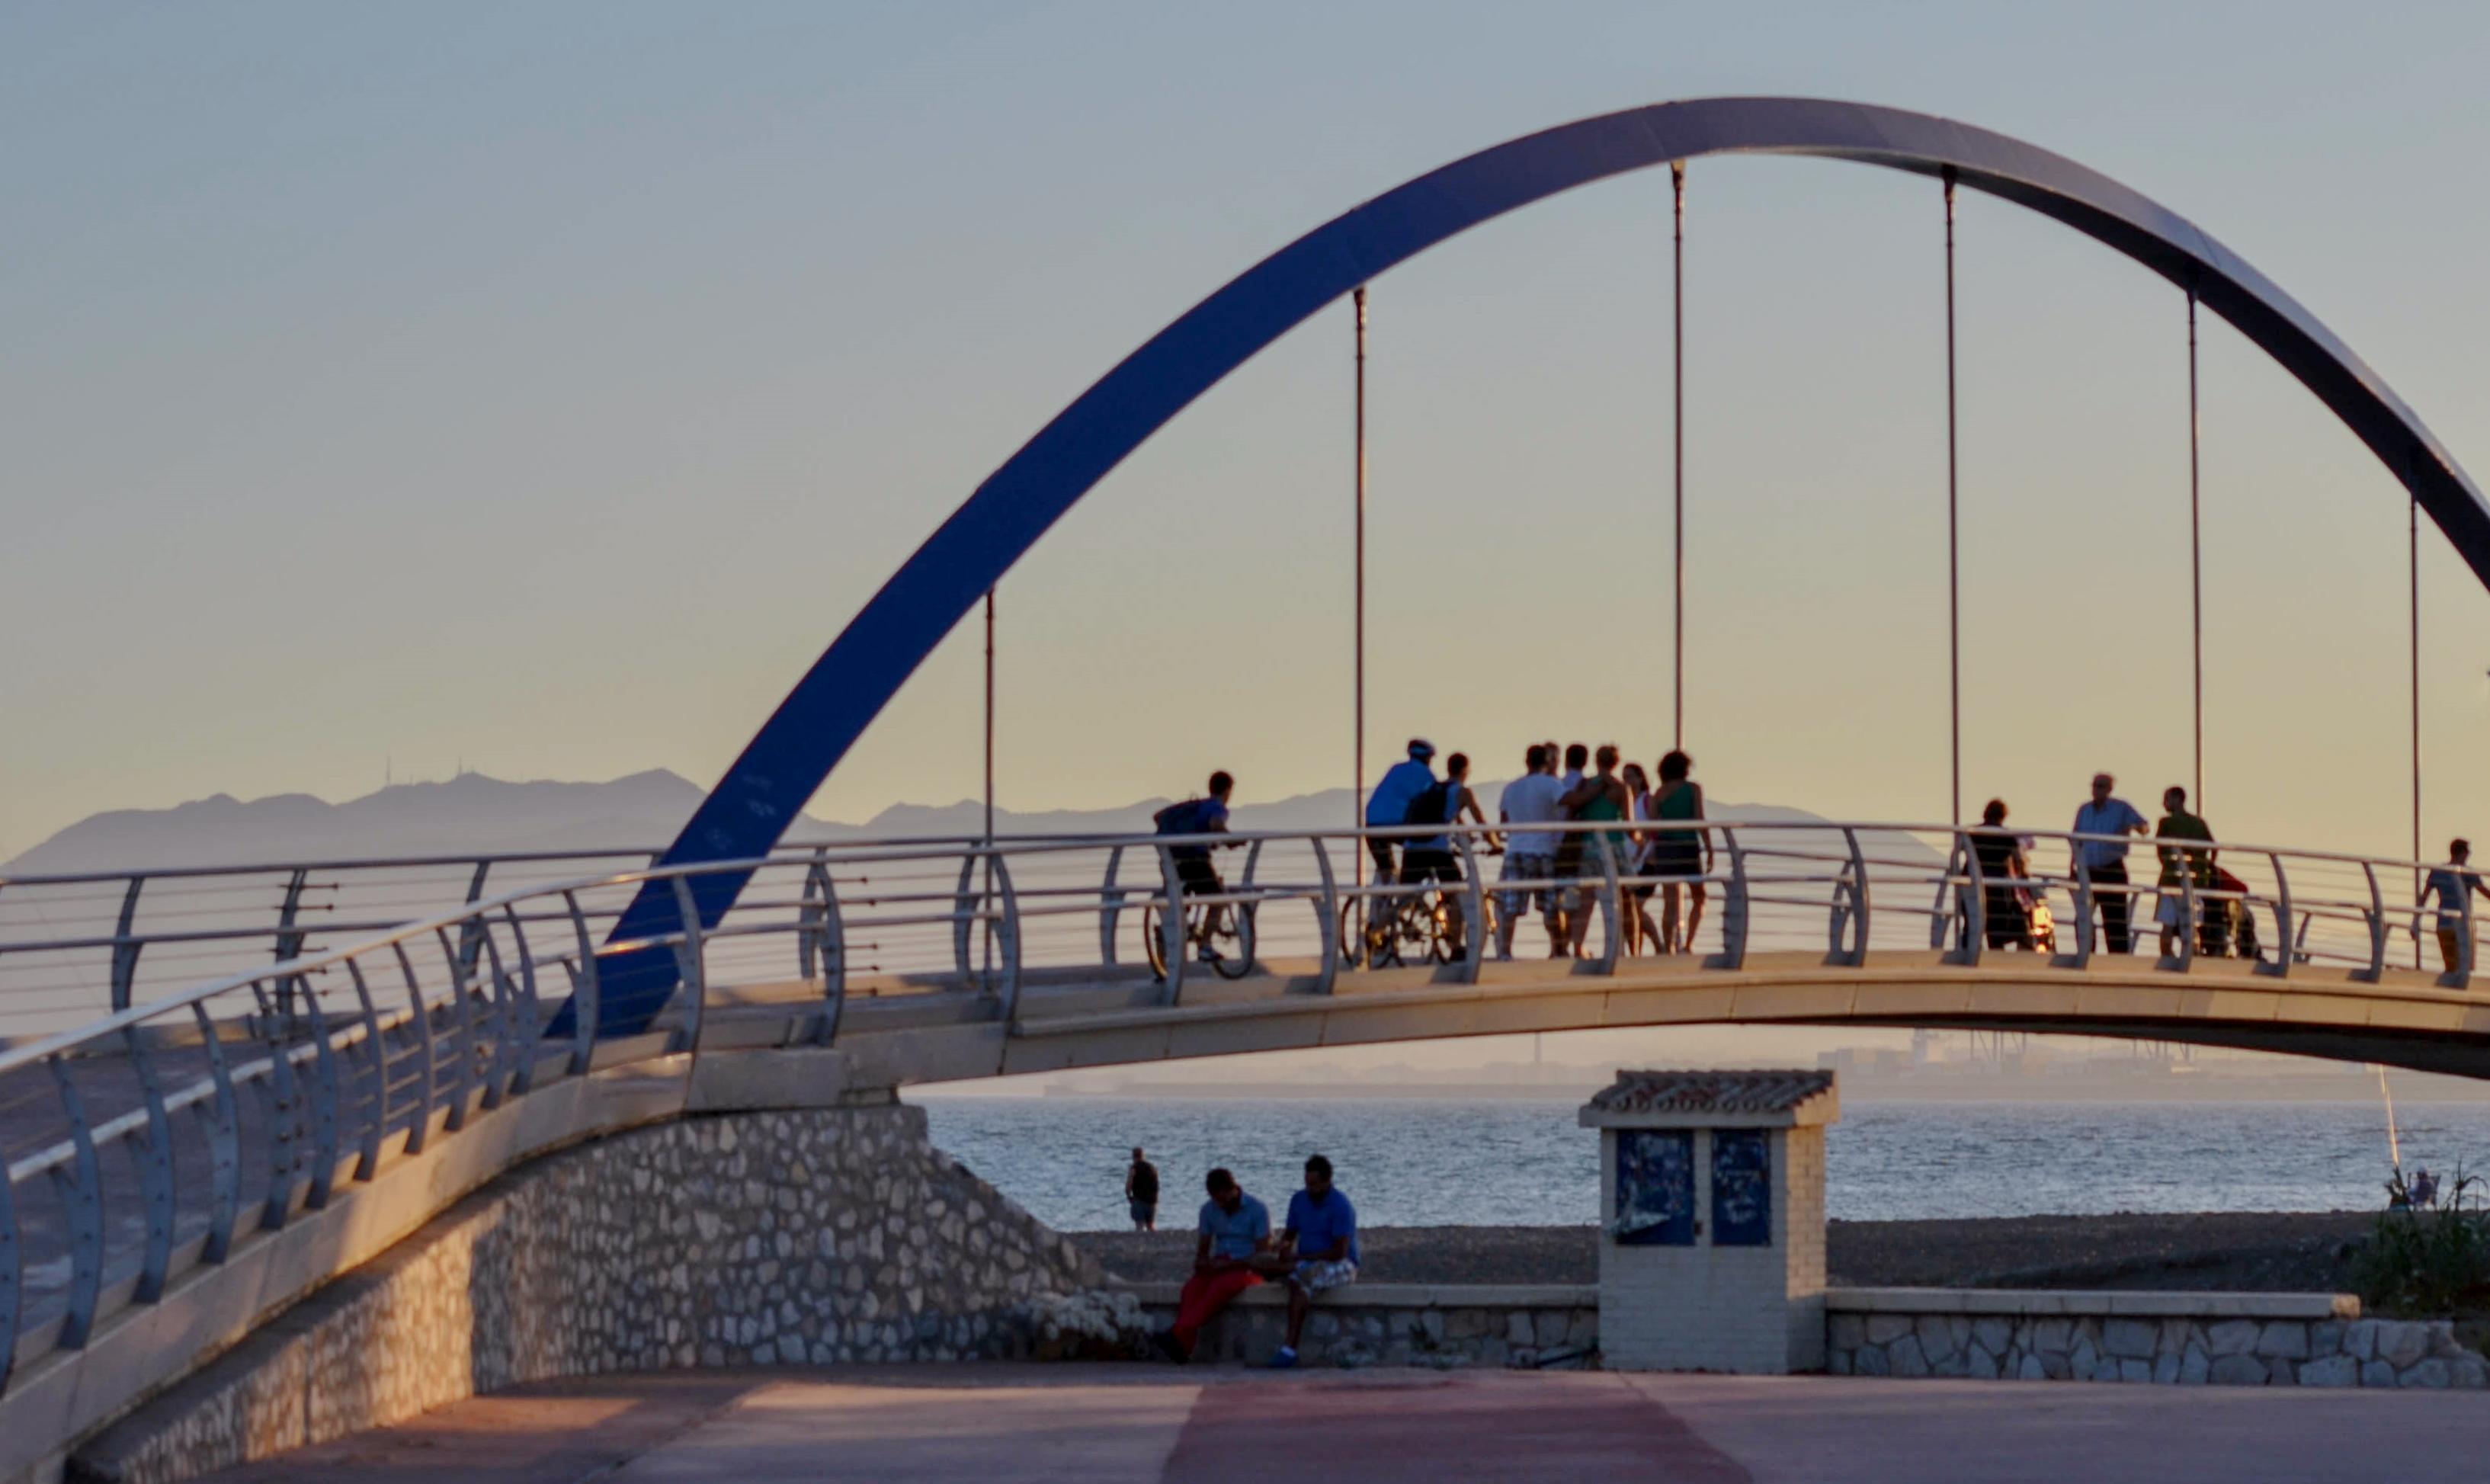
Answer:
203, 1365, 2490, 1483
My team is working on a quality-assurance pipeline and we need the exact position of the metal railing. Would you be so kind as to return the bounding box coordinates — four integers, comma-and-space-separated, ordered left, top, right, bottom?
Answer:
0, 817, 2475, 1399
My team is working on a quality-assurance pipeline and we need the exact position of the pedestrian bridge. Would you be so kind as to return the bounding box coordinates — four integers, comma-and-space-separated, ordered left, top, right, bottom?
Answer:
2, 816, 2485, 1468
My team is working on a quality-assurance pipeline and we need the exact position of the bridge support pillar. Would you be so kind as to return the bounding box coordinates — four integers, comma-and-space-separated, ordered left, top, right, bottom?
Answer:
1582, 1069, 1838, 1375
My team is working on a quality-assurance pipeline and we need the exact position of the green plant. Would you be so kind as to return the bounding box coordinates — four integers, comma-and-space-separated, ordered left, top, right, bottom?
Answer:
2354, 1166, 2490, 1316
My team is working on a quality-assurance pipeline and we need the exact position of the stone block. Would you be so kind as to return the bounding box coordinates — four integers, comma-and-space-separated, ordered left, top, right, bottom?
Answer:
2103, 1319, 2158, 1361
2029, 1319, 2072, 1357
1915, 1316, 1957, 1367
2377, 1321, 2432, 1369
2206, 1319, 2261, 1357
2152, 1351, 2180, 1384
2019, 1353, 2048, 1382
1505, 1312, 1533, 1348
2039, 1351, 2072, 1381
1829, 1314, 1866, 1351
1964, 1342, 1999, 1380
1972, 1318, 2013, 1357
2402, 1358, 2453, 1389
2343, 1319, 2379, 1361
2070, 1338, 2101, 1381
1890, 1335, 1929, 1378
2254, 1322, 2309, 1360
1854, 1345, 1890, 1377
1827, 1348, 1854, 1376
2310, 1321, 2345, 1357
1864, 1315, 1914, 1346
2453, 1355, 2490, 1389
2208, 1354, 2268, 1386
2363, 1360, 2397, 1387
2299, 1355, 2359, 1387
1533, 1311, 1569, 1349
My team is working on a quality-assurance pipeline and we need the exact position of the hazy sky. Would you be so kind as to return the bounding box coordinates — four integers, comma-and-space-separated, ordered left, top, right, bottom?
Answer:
8, 2, 2490, 864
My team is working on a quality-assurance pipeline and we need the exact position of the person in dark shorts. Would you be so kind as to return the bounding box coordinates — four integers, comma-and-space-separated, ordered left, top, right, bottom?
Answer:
1969, 799, 2034, 950
1549, 743, 1591, 954
1399, 752, 1489, 959
1152, 771, 1239, 948
1364, 739, 1437, 884
1125, 1147, 1160, 1231
2071, 773, 2149, 954
1649, 749, 1710, 954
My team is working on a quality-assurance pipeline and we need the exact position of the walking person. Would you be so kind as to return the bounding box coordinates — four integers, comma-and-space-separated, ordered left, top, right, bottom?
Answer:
1546, 743, 1591, 955
2071, 774, 2149, 954
2422, 839, 2490, 976
1620, 761, 1658, 954
1649, 749, 1710, 954
1969, 800, 2034, 950
2153, 786, 2216, 960
1125, 1147, 1160, 1232
1495, 745, 1565, 961
1558, 745, 1633, 958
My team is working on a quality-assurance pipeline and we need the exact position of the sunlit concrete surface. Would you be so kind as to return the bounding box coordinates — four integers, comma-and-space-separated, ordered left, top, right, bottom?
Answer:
200, 1364, 2490, 1483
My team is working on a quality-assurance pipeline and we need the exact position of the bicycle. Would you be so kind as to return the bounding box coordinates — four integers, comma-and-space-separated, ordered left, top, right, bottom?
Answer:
1142, 893, 1253, 980
1341, 849, 1500, 966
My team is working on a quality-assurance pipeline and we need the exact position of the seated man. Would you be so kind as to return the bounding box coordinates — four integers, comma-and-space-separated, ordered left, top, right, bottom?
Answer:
1253, 1153, 1358, 1368
1160, 1167, 1271, 1362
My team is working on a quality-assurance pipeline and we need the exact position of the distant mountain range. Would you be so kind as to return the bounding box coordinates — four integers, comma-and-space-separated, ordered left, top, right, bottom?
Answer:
3, 770, 1934, 876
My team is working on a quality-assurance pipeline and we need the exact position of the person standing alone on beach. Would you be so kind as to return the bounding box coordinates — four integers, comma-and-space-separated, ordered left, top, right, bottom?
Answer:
2071, 774, 2148, 954
1126, 1147, 1159, 1232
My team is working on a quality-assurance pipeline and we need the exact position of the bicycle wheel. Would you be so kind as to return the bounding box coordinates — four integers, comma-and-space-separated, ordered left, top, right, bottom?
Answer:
1203, 905, 1254, 980
1341, 898, 1399, 968
1409, 890, 1453, 964
1141, 903, 1169, 979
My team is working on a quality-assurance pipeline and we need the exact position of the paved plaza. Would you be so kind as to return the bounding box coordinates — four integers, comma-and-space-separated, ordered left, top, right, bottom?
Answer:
204, 1364, 2490, 1483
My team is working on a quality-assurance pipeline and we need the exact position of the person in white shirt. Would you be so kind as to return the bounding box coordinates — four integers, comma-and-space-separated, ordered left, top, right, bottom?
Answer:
1495, 745, 1568, 960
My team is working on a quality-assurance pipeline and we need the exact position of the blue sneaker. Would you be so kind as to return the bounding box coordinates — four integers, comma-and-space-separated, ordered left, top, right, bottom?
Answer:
1267, 1345, 1298, 1369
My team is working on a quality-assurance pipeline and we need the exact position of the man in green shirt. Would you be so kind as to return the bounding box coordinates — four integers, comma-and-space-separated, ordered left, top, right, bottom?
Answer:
2154, 786, 2216, 959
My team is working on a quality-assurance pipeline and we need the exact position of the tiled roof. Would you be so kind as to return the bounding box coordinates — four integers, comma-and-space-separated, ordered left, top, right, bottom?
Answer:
1585, 1069, 1835, 1116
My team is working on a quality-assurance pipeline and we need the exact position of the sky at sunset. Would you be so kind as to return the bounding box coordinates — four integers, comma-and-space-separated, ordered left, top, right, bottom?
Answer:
8, 2, 2490, 865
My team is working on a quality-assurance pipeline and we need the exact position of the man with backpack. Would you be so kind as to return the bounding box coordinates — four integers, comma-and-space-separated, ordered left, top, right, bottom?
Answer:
1399, 751, 1489, 960
1363, 739, 1438, 885
1153, 771, 1239, 949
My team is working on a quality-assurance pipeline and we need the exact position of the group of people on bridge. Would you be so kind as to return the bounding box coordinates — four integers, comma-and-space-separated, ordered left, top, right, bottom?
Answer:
1151, 753, 2490, 973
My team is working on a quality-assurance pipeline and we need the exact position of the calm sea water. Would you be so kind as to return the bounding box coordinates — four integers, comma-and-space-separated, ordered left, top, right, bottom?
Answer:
919, 1096, 2490, 1229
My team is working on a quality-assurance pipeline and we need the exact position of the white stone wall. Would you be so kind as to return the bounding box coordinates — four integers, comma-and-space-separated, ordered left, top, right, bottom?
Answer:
1599, 1126, 1825, 1373
1827, 1294, 2488, 1388
74, 1106, 1098, 1484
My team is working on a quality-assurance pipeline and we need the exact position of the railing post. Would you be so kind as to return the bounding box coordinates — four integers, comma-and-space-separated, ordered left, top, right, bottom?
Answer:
562, 889, 598, 1071
1593, 829, 1623, 974
0, 1155, 19, 1394
1944, 832, 1985, 967
184, 999, 242, 1262
343, 957, 389, 1181
668, 873, 707, 1054
454, 860, 492, 975
1709, 826, 1750, 971
1455, 831, 1485, 983
1154, 842, 1187, 1006
1236, 839, 1265, 975
1099, 845, 1126, 970
991, 851, 1024, 1025
815, 868, 848, 1046
2261, 852, 2292, 979
500, 905, 541, 1094
393, 941, 435, 1154
111, 876, 146, 1011
298, 982, 344, 1210
952, 854, 979, 984
2171, 870, 2198, 972
1827, 828, 1867, 967
2068, 850, 2096, 967
2454, 867, 2476, 992
433, 926, 477, 1133
46, 1058, 104, 1349
2357, 861, 2387, 983
271, 867, 312, 1024
473, 928, 515, 1111
255, 977, 308, 1230
120, 1025, 175, 1303
797, 849, 827, 981
1311, 836, 1339, 995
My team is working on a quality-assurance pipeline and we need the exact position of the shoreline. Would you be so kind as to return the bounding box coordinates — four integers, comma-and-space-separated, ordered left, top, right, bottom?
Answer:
1076, 1211, 2381, 1293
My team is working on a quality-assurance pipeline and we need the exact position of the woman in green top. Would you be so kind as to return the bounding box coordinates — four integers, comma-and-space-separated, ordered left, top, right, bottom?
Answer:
1649, 749, 1710, 954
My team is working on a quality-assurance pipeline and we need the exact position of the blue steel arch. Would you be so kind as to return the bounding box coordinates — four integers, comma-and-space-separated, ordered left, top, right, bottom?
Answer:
584, 95, 2490, 1031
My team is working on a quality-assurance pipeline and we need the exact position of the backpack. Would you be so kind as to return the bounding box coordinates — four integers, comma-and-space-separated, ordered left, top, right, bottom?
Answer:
1154, 798, 1209, 835
1404, 780, 1455, 829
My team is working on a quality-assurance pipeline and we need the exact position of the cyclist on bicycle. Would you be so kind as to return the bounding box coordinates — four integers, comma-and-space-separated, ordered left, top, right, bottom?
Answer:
1154, 771, 1239, 955
1399, 752, 1492, 960
1364, 739, 1437, 883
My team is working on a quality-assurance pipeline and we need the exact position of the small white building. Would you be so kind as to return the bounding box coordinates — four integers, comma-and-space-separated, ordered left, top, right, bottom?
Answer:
1579, 1069, 1838, 1374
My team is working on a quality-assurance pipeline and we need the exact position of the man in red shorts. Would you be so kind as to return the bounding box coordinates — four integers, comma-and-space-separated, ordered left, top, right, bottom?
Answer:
1158, 1166, 1271, 1362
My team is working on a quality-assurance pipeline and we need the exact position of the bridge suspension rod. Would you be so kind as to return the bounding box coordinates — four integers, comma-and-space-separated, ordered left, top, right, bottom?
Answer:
1672, 159, 1687, 752
1942, 169, 1962, 825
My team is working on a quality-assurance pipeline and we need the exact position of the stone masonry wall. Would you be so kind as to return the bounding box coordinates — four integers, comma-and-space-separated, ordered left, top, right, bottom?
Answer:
1130, 1284, 1598, 1370
1828, 1303, 2488, 1388
74, 1105, 1098, 1484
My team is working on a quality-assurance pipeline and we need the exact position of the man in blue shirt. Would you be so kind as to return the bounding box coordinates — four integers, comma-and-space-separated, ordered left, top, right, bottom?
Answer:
1159, 1167, 1271, 1363
1252, 1153, 1358, 1368
1363, 739, 1437, 884
2070, 772, 2149, 954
